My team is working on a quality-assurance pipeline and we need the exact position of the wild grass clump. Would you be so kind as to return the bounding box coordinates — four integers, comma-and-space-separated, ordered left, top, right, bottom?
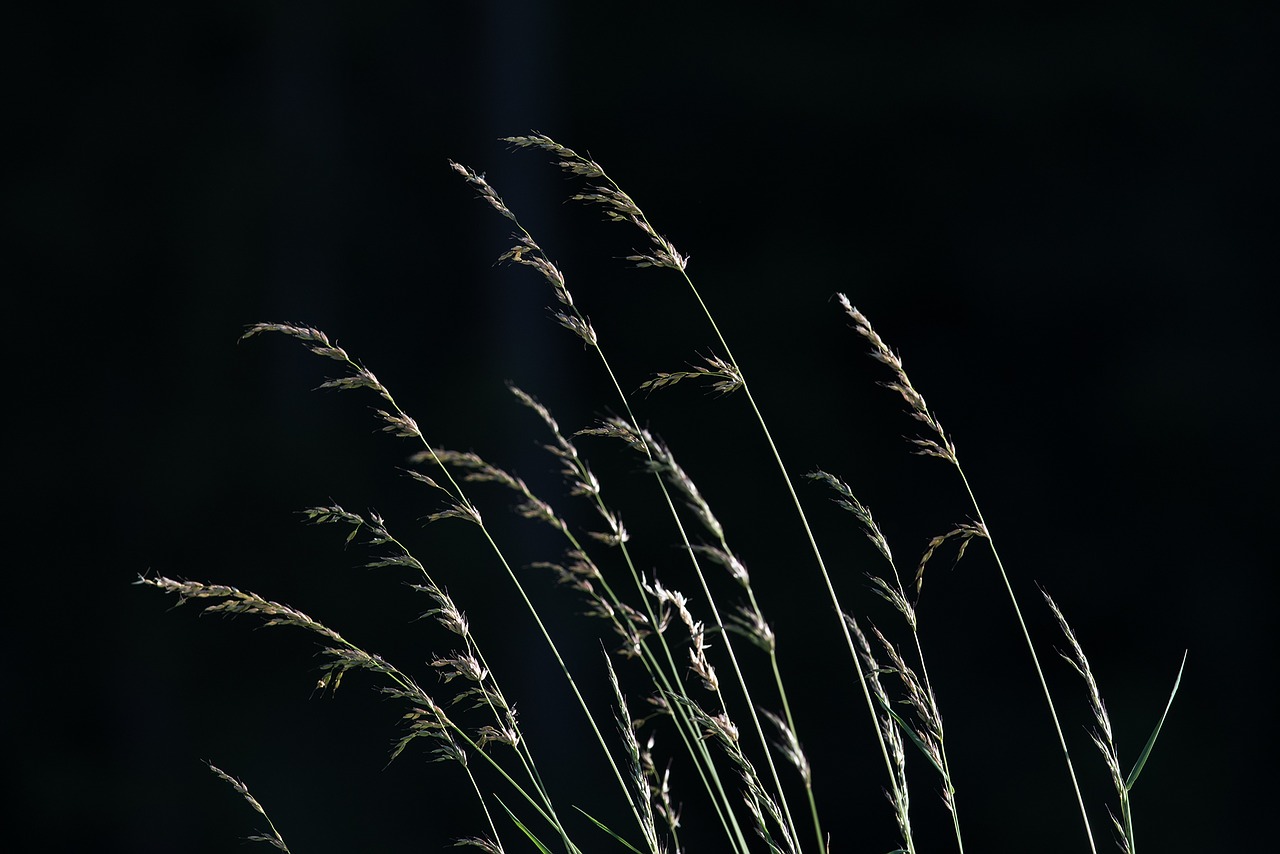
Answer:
141, 133, 1184, 854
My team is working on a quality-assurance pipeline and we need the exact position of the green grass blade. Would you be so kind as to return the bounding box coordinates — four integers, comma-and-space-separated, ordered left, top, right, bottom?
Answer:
877, 697, 946, 779
496, 796, 555, 854
1125, 649, 1188, 791
572, 805, 645, 854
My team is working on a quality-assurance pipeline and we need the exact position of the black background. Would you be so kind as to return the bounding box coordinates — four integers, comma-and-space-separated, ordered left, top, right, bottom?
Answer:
10, 2, 1275, 852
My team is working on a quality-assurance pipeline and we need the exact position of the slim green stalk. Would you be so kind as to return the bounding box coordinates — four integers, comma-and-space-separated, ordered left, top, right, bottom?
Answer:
953, 467, 1098, 854
679, 271, 896, 854
838, 298, 1096, 853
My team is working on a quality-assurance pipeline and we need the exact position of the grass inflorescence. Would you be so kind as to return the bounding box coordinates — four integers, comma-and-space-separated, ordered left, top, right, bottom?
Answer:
141, 133, 1185, 854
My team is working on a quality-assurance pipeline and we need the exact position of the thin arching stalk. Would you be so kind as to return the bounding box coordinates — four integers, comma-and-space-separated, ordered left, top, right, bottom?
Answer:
498, 134, 902, 853
837, 297, 1098, 854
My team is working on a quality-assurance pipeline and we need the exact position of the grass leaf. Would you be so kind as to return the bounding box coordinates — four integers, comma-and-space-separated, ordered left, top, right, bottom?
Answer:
495, 796, 555, 854
572, 805, 645, 854
876, 696, 946, 779
1125, 649, 1188, 791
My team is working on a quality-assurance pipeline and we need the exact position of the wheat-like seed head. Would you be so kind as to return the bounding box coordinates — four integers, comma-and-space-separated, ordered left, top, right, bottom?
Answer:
502, 133, 604, 179
605, 654, 662, 854
639, 353, 743, 397
761, 709, 811, 787
510, 386, 633, 546
504, 132, 689, 272
449, 160, 517, 223
805, 470, 893, 564
915, 521, 988, 595
641, 430, 728, 543
646, 578, 719, 693
871, 627, 945, 767
1042, 589, 1126, 809
241, 322, 348, 361
452, 836, 505, 854
836, 295, 957, 465
639, 734, 682, 836
845, 613, 914, 848
206, 763, 292, 853
689, 544, 750, 588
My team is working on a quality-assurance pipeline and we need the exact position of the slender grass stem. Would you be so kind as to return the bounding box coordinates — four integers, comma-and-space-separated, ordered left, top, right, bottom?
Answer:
837, 297, 1097, 853
688, 278, 899, 854
953, 468, 1098, 854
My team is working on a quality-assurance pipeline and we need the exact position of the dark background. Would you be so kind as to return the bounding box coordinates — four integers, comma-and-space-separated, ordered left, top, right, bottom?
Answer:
10, 2, 1274, 852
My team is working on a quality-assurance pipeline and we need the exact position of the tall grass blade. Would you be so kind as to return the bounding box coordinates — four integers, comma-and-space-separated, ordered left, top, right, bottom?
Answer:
496, 797, 556, 854
1125, 650, 1188, 790
573, 806, 647, 854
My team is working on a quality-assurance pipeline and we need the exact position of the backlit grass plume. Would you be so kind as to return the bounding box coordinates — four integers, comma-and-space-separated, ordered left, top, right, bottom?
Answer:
142, 133, 1185, 854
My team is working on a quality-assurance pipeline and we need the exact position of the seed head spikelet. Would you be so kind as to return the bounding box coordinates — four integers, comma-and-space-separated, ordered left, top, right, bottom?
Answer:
206, 763, 293, 853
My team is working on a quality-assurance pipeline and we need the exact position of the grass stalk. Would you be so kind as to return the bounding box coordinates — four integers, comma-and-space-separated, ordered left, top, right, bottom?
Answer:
837, 296, 1097, 852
